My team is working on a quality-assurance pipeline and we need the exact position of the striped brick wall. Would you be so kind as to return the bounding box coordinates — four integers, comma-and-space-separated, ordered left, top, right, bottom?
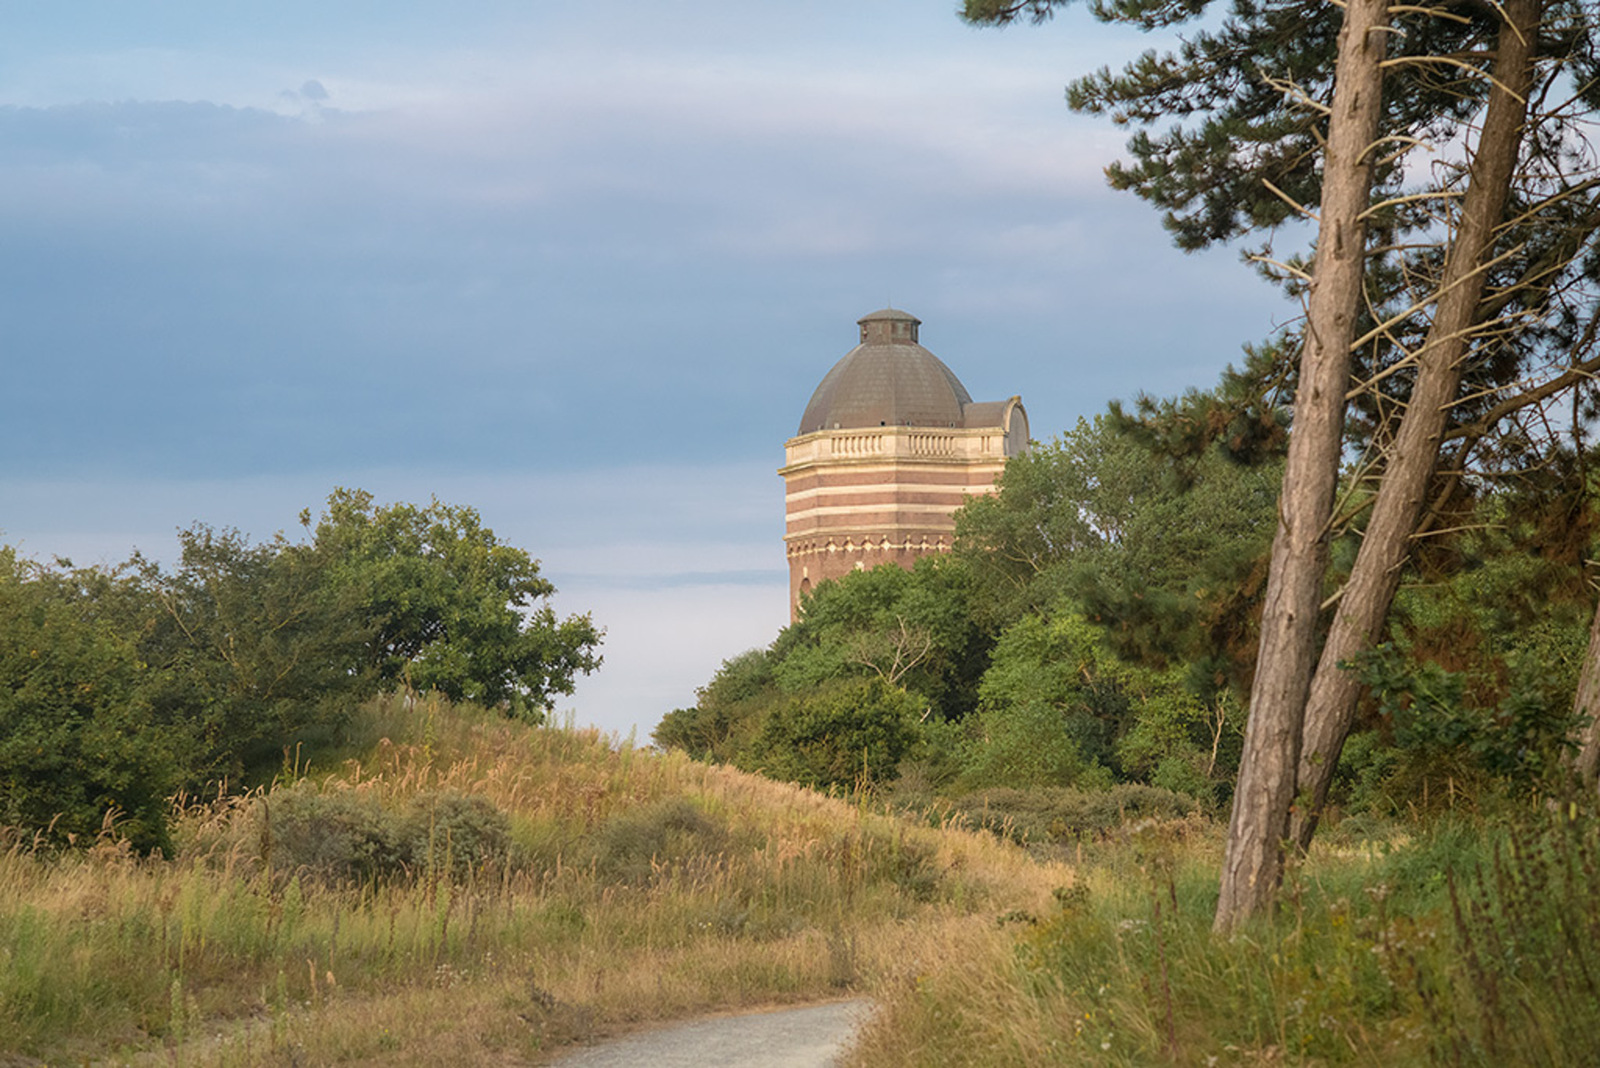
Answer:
780, 424, 1016, 618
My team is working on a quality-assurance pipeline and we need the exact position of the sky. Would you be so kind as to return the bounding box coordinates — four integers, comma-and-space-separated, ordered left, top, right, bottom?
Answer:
0, 1, 1299, 741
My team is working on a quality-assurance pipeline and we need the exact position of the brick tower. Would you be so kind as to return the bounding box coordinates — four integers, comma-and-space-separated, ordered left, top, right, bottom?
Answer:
780, 308, 1027, 619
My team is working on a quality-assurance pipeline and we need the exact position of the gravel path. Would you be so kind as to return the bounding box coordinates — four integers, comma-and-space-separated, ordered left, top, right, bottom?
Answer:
550, 999, 872, 1068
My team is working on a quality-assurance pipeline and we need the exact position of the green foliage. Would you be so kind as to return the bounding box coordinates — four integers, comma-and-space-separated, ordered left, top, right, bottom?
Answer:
655, 558, 993, 780
976, 613, 1131, 772
260, 784, 514, 885
950, 784, 1197, 846
967, 613, 1231, 800
1388, 514, 1592, 704
653, 648, 776, 761
954, 417, 1138, 623
740, 677, 923, 791
0, 490, 600, 851
0, 549, 182, 852
968, 0, 1382, 251
588, 797, 730, 886
956, 701, 1109, 792
662, 406, 1585, 832
1354, 645, 1582, 798
955, 416, 1278, 692
1110, 337, 1294, 466
132, 523, 373, 776
311, 488, 602, 719
662, 422, 1263, 803
1005, 849, 1428, 1063
850, 793, 1600, 1066
777, 555, 991, 721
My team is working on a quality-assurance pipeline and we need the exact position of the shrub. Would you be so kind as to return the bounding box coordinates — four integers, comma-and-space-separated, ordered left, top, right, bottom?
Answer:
258, 783, 512, 885
952, 784, 1198, 846
954, 702, 1110, 792
1149, 753, 1217, 806
588, 797, 729, 885
260, 784, 408, 884
0, 552, 184, 853
401, 791, 514, 882
740, 677, 922, 790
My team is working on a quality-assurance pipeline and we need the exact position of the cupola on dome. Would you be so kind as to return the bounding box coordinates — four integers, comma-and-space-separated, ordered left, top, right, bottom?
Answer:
796, 308, 973, 433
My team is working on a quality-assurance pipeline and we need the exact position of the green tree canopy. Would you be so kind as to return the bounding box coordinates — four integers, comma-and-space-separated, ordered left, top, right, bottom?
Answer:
741, 677, 923, 791
773, 555, 990, 721
131, 523, 373, 774
654, 647, 777, 762
310, 489, 603, 719
956, 416, 1280, 692
0, 490, 601, 850
0, 549, 183, 851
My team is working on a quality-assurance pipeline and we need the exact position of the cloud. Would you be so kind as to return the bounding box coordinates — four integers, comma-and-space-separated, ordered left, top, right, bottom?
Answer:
0, 0, 1313, 750
0, 1, 1296, 498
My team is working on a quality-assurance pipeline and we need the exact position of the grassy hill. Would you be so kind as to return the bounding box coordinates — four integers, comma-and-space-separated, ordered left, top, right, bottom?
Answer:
6, 695, 1599, 1066
0, 695, 1065, 1064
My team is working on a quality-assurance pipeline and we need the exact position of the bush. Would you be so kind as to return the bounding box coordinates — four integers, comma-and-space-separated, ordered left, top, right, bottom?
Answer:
740, 677, 922, 790
588, 798, 729, 885
1150, 752, 1217, 806
954, 702, 1110, 792
401, 792, 514, 882
951, 784, 1198, 846
0, 552, 184, 853
259, 783, 513, 885
261, 785, 406, 883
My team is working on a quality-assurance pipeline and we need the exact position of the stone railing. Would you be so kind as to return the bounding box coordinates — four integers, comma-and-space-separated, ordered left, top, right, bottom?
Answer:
829, 432, 884, 457
784, 426, 1006, 470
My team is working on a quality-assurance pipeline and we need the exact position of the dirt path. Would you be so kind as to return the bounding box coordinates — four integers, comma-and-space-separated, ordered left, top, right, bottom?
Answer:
549, 999, 872, 1068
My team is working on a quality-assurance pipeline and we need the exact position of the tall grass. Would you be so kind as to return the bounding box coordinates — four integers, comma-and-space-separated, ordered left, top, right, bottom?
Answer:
849, 806, 1600, 1066
15, 693, 1585, 1065
0, 695, 1064, 1064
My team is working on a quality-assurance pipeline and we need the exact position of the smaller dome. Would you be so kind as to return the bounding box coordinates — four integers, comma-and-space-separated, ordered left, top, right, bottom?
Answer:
798, 308, 973, 433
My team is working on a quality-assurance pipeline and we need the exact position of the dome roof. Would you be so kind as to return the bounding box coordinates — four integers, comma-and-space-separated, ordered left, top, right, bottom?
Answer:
797, 308, 973, 434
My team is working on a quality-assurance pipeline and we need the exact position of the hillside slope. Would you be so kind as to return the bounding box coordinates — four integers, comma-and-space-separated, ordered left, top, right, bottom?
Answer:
0, 696, 1066, 1065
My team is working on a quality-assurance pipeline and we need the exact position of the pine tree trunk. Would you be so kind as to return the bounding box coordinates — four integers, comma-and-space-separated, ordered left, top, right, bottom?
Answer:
1570, 600, 1600, 784
1290, 0, 1540, 853
1214, 0, 1389, 932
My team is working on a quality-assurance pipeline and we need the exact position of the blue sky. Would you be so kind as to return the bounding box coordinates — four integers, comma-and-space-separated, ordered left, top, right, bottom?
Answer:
1, 1, 1297, 739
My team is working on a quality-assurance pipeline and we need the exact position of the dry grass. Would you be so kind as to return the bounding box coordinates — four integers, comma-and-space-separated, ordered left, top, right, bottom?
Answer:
17, 695, 1569, 1066
0, 696, 1065, 1065
845, 808, 1600, 1067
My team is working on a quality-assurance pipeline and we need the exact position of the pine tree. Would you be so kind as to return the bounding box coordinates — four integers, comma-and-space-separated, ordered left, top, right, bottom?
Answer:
965, 0, 1600, 925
